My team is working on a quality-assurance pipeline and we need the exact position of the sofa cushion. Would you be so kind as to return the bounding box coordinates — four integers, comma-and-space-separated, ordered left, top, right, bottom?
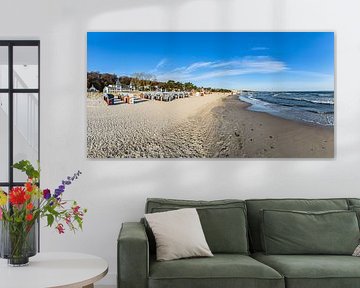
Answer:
146, 198, 248, 254
349, 205, 360, 228
347, 198, 360, 206
149, 254, 284, 288
145, 208, 213, 261
261, 209, 359, 255
252, 252, 360, 288
246, 198, 349, 252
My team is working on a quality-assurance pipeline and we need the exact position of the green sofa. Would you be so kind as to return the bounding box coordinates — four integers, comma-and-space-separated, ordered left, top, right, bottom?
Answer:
118, 198, 360, 288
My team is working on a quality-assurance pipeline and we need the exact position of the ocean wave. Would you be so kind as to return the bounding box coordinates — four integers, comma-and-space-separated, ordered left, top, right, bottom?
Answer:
272, 94, 334, 105
239, 93, 334, 126
282, 97, 333, 105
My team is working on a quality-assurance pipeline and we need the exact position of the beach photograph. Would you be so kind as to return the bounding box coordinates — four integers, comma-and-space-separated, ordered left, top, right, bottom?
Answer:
87, 32, 334, 158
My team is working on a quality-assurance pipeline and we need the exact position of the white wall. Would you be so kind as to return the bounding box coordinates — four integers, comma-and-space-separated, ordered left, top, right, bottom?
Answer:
1, 0, 360, 286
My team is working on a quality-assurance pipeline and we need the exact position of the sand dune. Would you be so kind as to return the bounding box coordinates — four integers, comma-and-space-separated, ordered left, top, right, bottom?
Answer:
87, 93, 334, 158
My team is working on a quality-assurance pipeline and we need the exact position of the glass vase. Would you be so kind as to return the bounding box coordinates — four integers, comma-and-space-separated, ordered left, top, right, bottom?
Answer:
0, 220, 37, 266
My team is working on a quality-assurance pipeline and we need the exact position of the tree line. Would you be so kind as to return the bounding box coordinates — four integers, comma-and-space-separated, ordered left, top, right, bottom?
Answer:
87, 71, 231, 93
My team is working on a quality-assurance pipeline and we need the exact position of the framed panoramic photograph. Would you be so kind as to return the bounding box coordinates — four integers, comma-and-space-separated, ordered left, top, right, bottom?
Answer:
87, 32, 334, 158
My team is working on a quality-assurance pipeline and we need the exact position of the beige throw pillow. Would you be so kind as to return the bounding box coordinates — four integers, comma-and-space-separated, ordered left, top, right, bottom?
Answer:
353, 244, 360, 256
145, 208, 213, 261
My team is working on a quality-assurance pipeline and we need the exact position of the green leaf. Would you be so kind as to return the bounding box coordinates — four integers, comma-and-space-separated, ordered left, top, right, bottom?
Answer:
12, 160, 40, 180
47, 214, 54, 227
46, 206, 60, 217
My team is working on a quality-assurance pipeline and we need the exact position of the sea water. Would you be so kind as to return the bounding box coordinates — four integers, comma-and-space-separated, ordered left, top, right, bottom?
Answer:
239, 91, 334, 126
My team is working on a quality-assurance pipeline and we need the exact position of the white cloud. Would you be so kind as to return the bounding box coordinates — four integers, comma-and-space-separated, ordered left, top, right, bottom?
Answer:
150, 58, 167, 73
184, 61, 215, 73
155, 56, 288, 82
155, 58, 167, 69
251, 47, 269, 51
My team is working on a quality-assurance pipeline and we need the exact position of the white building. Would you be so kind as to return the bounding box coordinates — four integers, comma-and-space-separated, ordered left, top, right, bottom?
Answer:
103, 78, 134, 93
88, 85, 98, 92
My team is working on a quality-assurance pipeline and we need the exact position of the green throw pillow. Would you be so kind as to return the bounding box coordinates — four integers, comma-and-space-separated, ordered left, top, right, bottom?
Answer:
350, 205, 360, 229
261, 209, 360, 255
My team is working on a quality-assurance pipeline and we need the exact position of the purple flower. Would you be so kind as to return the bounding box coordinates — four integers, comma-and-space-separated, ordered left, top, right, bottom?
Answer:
54, 189, 63, 198
54, 170, 82, 199
43, 189, 51, 200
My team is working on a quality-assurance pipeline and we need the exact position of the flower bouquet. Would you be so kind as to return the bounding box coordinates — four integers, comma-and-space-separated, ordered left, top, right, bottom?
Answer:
0, 160, 87, 266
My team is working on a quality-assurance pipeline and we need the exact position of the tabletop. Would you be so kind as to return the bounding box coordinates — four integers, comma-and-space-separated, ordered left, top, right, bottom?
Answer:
0, 252, 108, 288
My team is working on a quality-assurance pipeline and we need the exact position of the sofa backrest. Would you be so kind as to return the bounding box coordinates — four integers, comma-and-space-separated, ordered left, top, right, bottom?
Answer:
145, 198, 249, 254
245, 198, 350, 252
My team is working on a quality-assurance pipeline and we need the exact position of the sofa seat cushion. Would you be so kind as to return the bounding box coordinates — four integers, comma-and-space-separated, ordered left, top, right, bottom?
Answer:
252, 252, 360, 288
149, 254, 284, 288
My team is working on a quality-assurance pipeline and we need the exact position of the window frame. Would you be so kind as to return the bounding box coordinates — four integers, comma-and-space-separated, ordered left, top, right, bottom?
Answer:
0, 40, 40, 189
0, 40, 40, 251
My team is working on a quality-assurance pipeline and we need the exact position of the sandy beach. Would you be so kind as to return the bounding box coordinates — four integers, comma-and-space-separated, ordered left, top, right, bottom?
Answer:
87, 93, 334, 158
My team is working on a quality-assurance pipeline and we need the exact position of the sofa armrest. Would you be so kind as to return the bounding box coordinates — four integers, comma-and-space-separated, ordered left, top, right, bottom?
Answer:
118, 222, 149, 288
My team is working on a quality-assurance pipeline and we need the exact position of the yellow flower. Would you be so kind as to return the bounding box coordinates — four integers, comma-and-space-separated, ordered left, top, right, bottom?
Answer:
0, 190, 7, 206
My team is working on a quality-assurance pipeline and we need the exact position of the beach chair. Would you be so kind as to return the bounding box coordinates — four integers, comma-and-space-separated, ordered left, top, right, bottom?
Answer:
103, 93, 115, 105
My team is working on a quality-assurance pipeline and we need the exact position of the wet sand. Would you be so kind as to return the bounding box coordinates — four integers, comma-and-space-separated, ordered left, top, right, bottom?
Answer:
87, 93, 334, 158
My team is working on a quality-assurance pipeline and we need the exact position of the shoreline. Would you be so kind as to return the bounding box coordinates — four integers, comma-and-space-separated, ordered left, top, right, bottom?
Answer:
87, 92, 334, 158
238, 91, 334, 128
236, 94, 333, 129
215, 94, 333, 158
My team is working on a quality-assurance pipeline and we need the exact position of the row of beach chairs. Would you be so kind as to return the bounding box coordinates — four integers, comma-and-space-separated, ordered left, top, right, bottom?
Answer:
142, 92, 190, 102
103, 91, 192, 105
103, 93, 134, 105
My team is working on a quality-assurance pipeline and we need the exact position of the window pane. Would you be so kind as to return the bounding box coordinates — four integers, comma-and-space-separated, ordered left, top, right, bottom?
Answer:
0, 186, 8, 193
0, 94, 9, 182
13, 93, 38, 182
13, 46, 38, 89
0, 47, 8, 88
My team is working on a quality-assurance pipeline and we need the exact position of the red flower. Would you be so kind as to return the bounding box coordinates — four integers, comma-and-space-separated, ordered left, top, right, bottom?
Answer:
26, 214, 33, 221
65, 214, 71, 225
56, 223, 65, 234
72, 205, 80, 215
25, 182, 33, 192
24, 193, 31, 201
26, 203, 34, 210
9, 187, 27, 205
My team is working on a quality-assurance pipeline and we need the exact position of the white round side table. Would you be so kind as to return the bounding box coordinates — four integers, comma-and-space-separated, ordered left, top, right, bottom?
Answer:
0, 252, 108, 288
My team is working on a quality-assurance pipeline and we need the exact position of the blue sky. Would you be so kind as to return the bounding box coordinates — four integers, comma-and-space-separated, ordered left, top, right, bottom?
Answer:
87, 32, 334, 91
